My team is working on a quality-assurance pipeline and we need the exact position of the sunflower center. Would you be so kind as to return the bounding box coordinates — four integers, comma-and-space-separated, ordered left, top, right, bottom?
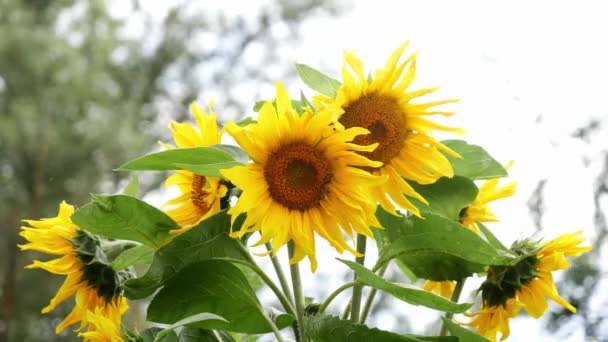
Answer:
339, 92, 407, 165
191, 175, 211, 212
264, 142, 332, 211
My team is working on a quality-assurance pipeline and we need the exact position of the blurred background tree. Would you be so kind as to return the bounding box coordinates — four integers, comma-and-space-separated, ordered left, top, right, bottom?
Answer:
0, 0, 345, 340
540, 119, 608, 341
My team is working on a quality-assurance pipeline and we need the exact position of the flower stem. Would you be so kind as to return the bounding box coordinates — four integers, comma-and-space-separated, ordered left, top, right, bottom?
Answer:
439, 278, 466, 336
265, 242, 294, 305
359, 263, 389, 324
224, 257, 296, 317
260, 304, 286, 342
288, 242, 305, 342
318, 281, 359, 314
350, 234, 367, 322
341, 301, 351, 320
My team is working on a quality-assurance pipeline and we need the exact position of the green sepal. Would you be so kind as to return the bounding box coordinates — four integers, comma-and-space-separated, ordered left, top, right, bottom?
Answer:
479, 239, 541, 308
68, 231, 129, 303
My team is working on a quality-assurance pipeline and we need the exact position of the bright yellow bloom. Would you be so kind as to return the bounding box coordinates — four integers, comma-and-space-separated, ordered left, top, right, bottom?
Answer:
424, 165, 516, 297
79, 307, 125, 342
314, 41, 463, 216
221, 81, 385, 272
466, 231, 591, 341
161, 102, 228, 234
465, 299, 521, 341
460, 162, 517, 233
19, 202, 128, 336
422, 280, 455, 299
516, 231, 592, 318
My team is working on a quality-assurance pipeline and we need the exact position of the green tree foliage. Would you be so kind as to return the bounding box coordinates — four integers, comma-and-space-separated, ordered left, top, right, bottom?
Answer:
0, 0, 341, 340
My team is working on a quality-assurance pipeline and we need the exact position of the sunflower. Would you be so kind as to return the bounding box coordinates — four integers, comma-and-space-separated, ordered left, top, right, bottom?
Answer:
466, 231, 592, 341
464, 298, 521, 341
460, 162, 517, 233
424, 167, 517, 298
314, 41, 463, 216
78, 308, 124, 342
19, 201, 128, 336
160, 101, 228, 235
422, 280, 455, 299
221, 81, 385, 272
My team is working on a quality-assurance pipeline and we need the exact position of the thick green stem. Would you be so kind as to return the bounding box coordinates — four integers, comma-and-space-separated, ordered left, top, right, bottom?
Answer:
260, 305, 286, 342
439, 279, 466, 336
349, 234, 367, 322
288, 242, 305, 342
359, 263, 389, 324
341, 301, 351, 320
318, 281, 359, 314
265, 242, 294, 305
224, 258, 296, 317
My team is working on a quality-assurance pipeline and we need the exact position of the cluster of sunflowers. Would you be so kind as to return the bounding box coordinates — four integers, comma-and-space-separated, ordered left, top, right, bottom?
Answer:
20, 42, 591, 342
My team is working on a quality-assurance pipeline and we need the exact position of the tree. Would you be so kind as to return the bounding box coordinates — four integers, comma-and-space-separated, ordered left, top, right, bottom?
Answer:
0, 0, 344, 340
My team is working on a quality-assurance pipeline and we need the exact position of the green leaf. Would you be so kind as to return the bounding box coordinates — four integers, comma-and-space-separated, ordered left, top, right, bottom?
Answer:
477, 222, 513, 255
117, 147, 234, 171
408, 176, 479, 221
111, 244, 155, 271
140, 328, 177, 342
253, 98, 307, 115
148, 260, 292, 334
236, 263, 264, 290
338, 259, 471, 313
267, 307, 295, 329
292, 98, 304, 115
177, 328, 218, 342
236, 117, 256, 127
295, 63, 341, 97
395, 259, 418, 282
440, 140, 507, 180
174, 161, 244, 177
209, 144, 249, 163
123, 210, 250, 299
253, 100, 269, 112
300, 90, 314, 111
375, 210, 515, 281
72, 195, 176, 248
177, 328, 238, 342
122, 174, 139, 197
305, 315, 424, 342
154, 313, 227, 342
405, 336, 457, 342
442, 318, 491, 342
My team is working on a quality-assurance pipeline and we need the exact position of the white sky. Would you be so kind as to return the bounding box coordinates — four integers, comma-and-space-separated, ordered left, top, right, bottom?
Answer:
133, 0, 608, 341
